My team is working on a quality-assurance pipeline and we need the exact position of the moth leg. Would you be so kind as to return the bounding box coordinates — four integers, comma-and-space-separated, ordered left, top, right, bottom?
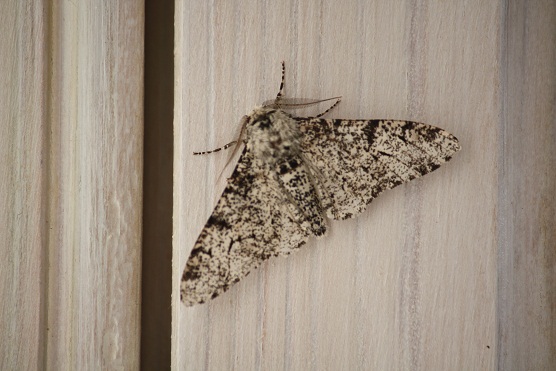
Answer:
262, 171, 319, 234
267, 174, 306, 222
298, 153, 334, 212
271, 164, 328, 236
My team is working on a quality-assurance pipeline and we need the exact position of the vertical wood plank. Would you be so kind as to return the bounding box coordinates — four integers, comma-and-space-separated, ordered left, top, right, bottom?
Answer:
174, 0, 554, 369
498, 1, 556, 369
0, 2, 48, 369
46, 2, 144, 369
0, 1, 144, 369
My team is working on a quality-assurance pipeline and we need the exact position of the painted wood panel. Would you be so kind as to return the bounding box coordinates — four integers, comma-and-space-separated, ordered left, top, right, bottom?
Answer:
0, 2, 144, 369
174, 1, 555, 370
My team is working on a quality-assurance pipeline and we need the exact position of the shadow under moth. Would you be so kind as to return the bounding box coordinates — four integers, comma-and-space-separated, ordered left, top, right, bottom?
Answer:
181, 62, 461, 306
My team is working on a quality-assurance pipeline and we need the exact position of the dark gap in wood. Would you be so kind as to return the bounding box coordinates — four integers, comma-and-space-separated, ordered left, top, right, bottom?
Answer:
141, 0, 174, 369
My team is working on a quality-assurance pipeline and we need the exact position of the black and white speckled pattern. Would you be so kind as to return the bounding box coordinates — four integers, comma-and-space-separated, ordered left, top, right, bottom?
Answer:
181, 108, 461, 306
299, 118, 461, 220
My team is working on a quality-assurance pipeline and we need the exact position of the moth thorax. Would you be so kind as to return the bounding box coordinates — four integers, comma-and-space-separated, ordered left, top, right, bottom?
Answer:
245, 107, 302, 164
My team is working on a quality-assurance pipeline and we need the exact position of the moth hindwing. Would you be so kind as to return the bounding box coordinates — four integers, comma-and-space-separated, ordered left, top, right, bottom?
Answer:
181, 62, 461, 306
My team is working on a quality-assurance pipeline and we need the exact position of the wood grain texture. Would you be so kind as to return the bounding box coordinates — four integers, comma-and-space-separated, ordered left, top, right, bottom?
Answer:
498, 1, 556, 369
0, 2, 48, 368
174, 0, 554, 370
0, 1, 144, 369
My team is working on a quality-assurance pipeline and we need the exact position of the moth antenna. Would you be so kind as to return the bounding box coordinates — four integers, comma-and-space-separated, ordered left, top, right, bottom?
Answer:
292, 97, 342, 119
275, 61, 286, 102
269, 61, 341, 118
312, 97, 342, 118
193, 141, 238, 155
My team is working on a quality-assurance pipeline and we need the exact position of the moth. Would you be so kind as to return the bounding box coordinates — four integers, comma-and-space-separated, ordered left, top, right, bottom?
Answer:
181, 62, 460, 306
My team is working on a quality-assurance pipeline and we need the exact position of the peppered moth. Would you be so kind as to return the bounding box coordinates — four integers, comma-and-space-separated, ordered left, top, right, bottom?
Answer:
181, 62, 461, 306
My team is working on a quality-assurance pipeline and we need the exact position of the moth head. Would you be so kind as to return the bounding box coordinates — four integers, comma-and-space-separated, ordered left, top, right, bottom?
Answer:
244, 107, 302, 163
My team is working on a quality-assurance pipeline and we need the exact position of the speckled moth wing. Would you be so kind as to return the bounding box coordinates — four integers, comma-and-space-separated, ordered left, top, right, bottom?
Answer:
180, 147, 311, 306
299, 118, 461, 220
